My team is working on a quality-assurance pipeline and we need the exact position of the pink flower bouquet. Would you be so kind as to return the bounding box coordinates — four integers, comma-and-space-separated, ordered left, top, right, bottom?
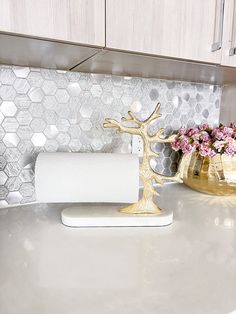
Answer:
171, 122, 236, 157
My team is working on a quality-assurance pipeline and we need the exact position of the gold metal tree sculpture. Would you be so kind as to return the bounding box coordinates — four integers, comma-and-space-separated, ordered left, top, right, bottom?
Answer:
103, 103, 182, 215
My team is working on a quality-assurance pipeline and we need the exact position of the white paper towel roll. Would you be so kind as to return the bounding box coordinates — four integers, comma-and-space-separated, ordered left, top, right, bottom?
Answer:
35, 153, 139, 203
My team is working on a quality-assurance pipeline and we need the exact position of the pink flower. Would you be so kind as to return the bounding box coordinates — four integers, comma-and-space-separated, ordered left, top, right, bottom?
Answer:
171, 141, 181, 151
213, 140, 226, 153
198, 123, 210, 131
211, 128, 225, 140
191, 132, 201, 141
171, 122, 236, 157
222, 126, 234, 137
181, 143, 194, 154
187, 128, 198, 136
199, 143, 216, 157
225, 138, 236, 155
212, 126, 234, 140
179, 128, 187, 135
191, 131, 210, 142
201, 131, 211, 142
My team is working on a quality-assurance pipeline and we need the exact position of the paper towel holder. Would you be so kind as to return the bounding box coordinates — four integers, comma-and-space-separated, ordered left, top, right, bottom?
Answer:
62, 103, 177, 226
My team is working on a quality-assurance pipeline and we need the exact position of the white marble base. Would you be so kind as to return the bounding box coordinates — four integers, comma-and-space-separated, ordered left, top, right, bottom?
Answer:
61, 205, 173, 227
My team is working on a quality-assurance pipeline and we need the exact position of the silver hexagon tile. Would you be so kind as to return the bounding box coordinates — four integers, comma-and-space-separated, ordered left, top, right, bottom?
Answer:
0, 68, 16, 85
56, 133, 70, 146
79, 118, 93, 131
0, 85, 16, 100
2, 117, 19, 132
31, 133, 47, 147
3, 134, 20, 147
44, 125, 59, 139
56, 118, 70, 132
0, 101, 17, 116
30, 118, 46, 132
91, 138, 103, 151
29, 103, 44, 117
42, 80, 57, 95
69, 124, 81, 138
14, 78, 30, 94
78, 77, 92, 91
17, 126, 33, 140
28, 87, 44, 102
5, 162, 21, 177
27, 71, 44, 87
0, 171, 8, 185
45, 139, 59, 152
44, 110, 58, 125
4, 148, 21, 162
20, 169, 34, 183
91, 85, 103, 97
54, 73, 69, 88
0, 156, 7, 170
14, 94, 31, 109
6, 191, 23, 204
69, 139, 82, 152
80, 103, 93, 118
0, 143, 6, 155
18, 140, 33, 154
0, 187, 8, 200
43, 95, 57, 110
5, 177, 22, 192
55, 89, 69, 103
19, 183, 35, 198
56, 103, 70, 118
13, 67, 30, 79
16, 111, 32, 125
67, 82, 81, 96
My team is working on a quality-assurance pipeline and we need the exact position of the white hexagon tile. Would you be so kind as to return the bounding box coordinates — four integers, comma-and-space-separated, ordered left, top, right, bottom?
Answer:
0, 64, 221, 206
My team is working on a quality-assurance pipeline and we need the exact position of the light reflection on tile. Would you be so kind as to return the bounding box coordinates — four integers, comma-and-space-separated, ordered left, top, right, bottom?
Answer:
3, 134, 20, 147
1, 101, 17, 116
31, 133, 46, 147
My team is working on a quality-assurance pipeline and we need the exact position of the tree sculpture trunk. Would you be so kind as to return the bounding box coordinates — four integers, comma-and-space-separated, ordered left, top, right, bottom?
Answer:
103, 103, 182, 215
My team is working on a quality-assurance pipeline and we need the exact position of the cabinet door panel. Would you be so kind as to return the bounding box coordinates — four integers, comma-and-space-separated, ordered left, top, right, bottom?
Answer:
221, 0, 236, 67
0, 0, 105, 46
106, 0, 222, 63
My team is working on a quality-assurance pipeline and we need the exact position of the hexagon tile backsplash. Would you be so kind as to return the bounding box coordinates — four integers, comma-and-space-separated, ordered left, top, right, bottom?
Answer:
0, 64, 221, 206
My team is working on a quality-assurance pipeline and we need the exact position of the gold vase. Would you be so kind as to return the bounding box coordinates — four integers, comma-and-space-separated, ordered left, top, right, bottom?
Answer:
179, 152, 236, 195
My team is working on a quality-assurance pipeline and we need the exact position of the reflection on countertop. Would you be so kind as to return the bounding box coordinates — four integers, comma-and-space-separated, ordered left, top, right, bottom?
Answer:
0, 183, 236, 314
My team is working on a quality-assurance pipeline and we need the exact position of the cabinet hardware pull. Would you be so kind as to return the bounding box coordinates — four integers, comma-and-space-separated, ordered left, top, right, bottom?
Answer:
229, 47, 236, 56
229, 0, 236, 56
211, 0, 225, 52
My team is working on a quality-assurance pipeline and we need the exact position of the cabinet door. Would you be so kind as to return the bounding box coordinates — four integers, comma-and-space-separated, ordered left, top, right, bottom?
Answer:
106, 0, 223, 63
221, 0, 236, 66
0, 0, 105, 46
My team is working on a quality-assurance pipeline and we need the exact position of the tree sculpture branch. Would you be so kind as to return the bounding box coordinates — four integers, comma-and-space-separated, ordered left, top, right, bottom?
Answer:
122, 111, 143, 126
103, 102, 182, 215
149, 129, 177, 143
103, 117, 141, 135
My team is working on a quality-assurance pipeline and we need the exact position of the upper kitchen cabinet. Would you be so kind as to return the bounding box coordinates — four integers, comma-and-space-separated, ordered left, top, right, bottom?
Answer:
0, 0, 105, 46
106, 0, 223, 64
0, 0, 105, 70
221, 0, 236, 67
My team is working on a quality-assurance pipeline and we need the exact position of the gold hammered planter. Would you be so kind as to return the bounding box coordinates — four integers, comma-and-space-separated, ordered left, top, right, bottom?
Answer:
180, 152, 236, 195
